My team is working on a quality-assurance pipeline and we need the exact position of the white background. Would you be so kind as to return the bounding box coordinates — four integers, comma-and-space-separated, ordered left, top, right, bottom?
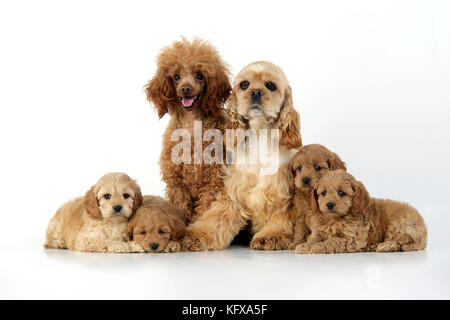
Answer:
0, 0, 449, 299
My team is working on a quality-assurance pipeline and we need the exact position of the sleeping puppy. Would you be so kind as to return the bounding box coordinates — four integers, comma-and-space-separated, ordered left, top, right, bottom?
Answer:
127, 196, 187, 253
288, 144, 346, 250
44, 173, 143, 253
295, 169, 427, 254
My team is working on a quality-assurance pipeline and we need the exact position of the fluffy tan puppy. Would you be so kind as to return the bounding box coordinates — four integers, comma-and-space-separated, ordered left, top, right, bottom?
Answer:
44, 173, 143, 253
288, 144, 346, 250
296, 170, 427, 254
182, 61, 302, 251
127, 196, 187, 253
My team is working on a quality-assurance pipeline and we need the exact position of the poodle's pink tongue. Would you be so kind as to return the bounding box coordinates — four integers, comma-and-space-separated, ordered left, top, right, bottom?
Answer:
182, 97, 195, 107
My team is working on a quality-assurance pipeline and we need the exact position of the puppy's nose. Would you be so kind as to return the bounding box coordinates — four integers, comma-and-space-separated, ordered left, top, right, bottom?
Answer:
250, 89, 263, 99
327, 202, 336, 210
181, 86, 191, 95
113, 205, 122, 213
150, 243, 159, 251
302, 177, 311, 185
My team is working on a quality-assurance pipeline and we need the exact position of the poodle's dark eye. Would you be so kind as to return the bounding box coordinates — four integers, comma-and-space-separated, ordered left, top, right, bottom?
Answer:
103, 194, 111, 200
240, 81, 249, 90
140, 231, 146, 235
338, 191, 346, 197
265, 82, 277, 91
173, 74, 181, 81
297, 165, 302, 171
321, 191, 327, 196
196, 73, 204, 80
123, 193, 130, 199
314, 165, 322, 171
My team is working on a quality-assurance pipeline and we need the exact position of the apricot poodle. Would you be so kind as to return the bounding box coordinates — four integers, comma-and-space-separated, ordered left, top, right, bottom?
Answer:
182, 61, 302, 251
144, 38, 232, 222
44, 173, 143, 253
288, 144, 347, 249
127, 196, 187, 253
295, 170, 427, 254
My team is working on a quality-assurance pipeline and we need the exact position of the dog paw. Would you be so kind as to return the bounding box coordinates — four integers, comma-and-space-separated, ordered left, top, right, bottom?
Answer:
128, 241, 145, 253
163, 240, 181, 253
107, 241, 130, 253
250, 234, 291, 250
376, 241, 399, 252
181, 231, 212, 251
294, 242, 312, 254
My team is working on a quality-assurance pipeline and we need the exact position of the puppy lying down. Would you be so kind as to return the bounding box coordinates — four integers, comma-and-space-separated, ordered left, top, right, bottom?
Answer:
295, 170, 427, 254
44, 173, 143, 253
127, 196, 187, 253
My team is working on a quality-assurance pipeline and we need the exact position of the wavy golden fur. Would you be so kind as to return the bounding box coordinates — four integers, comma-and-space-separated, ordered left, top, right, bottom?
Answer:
144, 38, 231, 222
44, 173, 144, 253
182, 61, 302, 251
295, 170, 427, 254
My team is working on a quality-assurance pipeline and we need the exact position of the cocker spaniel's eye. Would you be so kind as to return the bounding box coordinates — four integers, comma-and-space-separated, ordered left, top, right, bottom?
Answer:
103, 194, 111, 200
321, 191, 327, 196
196, 73, 204, 80
265, 82, 277, 91
123, 193, 130, 199
338, 191, 346, 197
173, 74, 181, 81
140, 231, 146, 235
297, 165, 302, 171
314, 165, 322, 171
240, 81, 249, 90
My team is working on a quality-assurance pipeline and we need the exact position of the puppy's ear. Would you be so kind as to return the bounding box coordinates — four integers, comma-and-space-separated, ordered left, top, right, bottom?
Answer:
275, 85, 302, 149
350, 179, 370, 217
327, 151, 346, 171
144, 70, 176, 119
169, 217, 186, 240
310, 187, 320, 212
202, 65, 232, 117
131, 182, 143, 215
127, 219, 134, 240
83, 185, 102, 220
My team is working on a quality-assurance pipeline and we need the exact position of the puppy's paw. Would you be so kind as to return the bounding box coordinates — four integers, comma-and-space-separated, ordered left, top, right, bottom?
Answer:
128, 241, 145, 253
294, 242, 312, 254
163, 240, 181, 253
250, 234, 291, 251
181, 231, 212, 252
376, 241, 399, 252
308, 242, 331, 254
107, 241, 130, 253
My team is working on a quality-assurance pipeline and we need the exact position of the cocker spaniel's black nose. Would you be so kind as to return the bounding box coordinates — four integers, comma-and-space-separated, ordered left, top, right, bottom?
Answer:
327, 202, 336, 210
150, 243, 159, 251
250, 89, 263, 99
302, 177, 311, 185
113, 205, 123, 213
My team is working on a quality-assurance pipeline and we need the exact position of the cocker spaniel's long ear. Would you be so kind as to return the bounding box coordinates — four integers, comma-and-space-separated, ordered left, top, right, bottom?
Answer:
327, 151, 347, 171
83, 185, 102, 220
144, 70, 176, 119
131, 182, 143, 215
275, 85, 302, 149
350, 179, 370, 217
202, 66, 232, 117
169, 217, 186, 240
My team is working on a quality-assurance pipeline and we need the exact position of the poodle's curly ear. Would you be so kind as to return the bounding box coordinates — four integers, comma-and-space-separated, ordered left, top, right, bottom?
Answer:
327, 151, 347, 171
350, 179, 370, 217
144, 70, 176, 118
131, 183, 143, 215
170, 217, 186, 240
275, 85, 302, 149
225, 90, 245, 129
202, 66, 232, 116
83, 186, 102, 220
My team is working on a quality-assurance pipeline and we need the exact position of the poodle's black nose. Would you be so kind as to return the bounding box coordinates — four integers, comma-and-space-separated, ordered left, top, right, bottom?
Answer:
302, 177, 311, 185
113, 205, 122, 213
327, 202, 336, 210
181, 86, 191, 95
250, 89, 263, 99
150, 243, 159, 251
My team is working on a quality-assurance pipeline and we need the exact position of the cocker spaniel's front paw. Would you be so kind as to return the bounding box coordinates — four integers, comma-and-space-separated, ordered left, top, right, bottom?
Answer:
250, 234, 291, 251
163, 240, 181, 253
107, 241, 130, 253
180, 231, 212, 252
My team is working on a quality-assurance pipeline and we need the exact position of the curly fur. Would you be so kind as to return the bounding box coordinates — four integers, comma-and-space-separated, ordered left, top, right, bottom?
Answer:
44, 173, 143, 253
144, 37, 231, 222
295, 170, 427, 254
182, 61, 302, 251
